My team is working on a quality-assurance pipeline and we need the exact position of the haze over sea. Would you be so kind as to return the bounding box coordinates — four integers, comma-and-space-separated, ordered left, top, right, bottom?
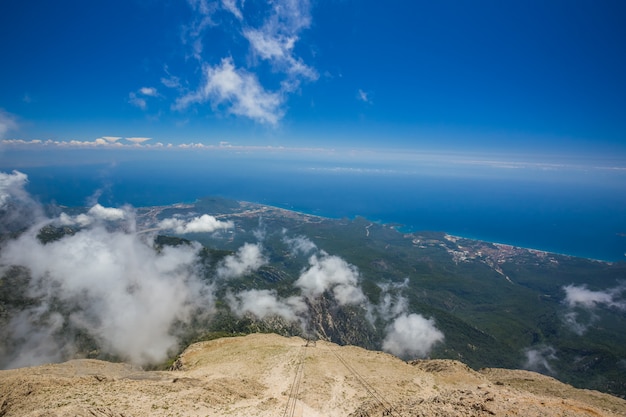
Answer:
12, 149, 626, 263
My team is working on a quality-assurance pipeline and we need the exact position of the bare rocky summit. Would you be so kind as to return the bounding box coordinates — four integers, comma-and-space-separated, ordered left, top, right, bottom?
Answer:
1, 333, 624, 417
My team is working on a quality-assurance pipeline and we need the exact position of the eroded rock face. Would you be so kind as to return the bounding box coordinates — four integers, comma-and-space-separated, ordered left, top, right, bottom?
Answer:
1, 333, 625, 417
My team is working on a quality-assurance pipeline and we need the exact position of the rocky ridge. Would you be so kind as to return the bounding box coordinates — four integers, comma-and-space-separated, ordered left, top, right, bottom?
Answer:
1, 333, 625, 417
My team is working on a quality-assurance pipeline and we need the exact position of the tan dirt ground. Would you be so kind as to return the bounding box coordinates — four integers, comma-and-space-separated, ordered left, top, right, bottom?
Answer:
1, 333, 624, 417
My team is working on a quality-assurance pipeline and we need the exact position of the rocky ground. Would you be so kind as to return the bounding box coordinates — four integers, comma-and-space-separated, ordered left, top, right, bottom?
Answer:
1, 333, 624, 417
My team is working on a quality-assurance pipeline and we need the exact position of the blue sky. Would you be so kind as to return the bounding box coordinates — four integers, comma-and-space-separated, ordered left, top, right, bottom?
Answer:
0, 0, 625, 159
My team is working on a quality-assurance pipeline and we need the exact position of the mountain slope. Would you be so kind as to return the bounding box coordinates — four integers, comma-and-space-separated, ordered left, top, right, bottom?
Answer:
1, 333, 624, 417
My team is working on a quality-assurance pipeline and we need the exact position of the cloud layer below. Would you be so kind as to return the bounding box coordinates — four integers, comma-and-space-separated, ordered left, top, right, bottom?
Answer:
0, 171, 216, 368
0, 171, 445, 368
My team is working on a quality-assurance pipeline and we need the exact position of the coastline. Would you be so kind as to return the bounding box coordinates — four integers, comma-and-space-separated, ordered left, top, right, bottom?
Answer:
41, 191, 626, 264
443, 233, 614, 264
203, 197, 623, 263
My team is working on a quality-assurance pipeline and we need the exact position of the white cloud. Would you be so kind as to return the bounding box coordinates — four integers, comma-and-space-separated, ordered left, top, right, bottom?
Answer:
174, 58, 283, 124
0, 171, 44, 232
0, 177, 215, 368
128, 92, 147, 110
226, 289, 307, 323
88, 203, 126, 221
158, 214, 233, 234
244, 29, 293, 61
376, 279, 444, 359
377, 281, 410, 322
173, 0, 317, 124
217, 242, 268, 279
100, 136, 122, 143
357, 89, 372, 104
5, 309, 70, 367
244, 29, 317, 82
0, 109, 18, 139
242, 0, 317, 89
125, 137, 152, 144
382, 313, 444, 359
60, 203, 129, 228
268, 0, 312, 34
183, 0, 218, 60
1, 227, 211, 368
562, 311, 591, 336
295, 252, 367, 306
58, 212, 75, 226
188, 0, 214, 16
523, 345, 558, 375
1, 138, 132, 148
283, 234, 317, 255
0, 170, 28, 210
563, 283, 626, 310
221, 0, 243, 20
139, 87, 158, 96
129, 87, 158, 109
161, 75, 182, 89
561, 283, 626, 335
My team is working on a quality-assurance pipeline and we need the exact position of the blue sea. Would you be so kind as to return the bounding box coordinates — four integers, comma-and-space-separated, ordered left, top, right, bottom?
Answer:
9, 153, 626, 262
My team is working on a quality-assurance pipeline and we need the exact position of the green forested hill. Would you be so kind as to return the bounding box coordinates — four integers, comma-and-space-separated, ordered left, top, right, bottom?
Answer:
1, 196, 625, 398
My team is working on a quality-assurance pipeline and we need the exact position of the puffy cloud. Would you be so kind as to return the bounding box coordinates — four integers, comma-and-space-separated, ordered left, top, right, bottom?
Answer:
158, 214, 234, 234
0, 110, 18, 138
217, 242, 267, 279
223, 247, 370, 334
0, 171, 44, 232
561, 283, 626, 335
295, 252, 367, 306
523, 345, 558, 375
0, 170, 28, 210
58, 203, 129, 228
282, 234, 317, 255
174, 58, 283, 125
0, 172, 217, 368
226, 289, 307, 323
139, 87, 158, 96
377, 278, 444, 359
58, 212, 75, 226
382, 313, 444, 359
87, 203, 126, 221
563, 283, 626, 310
0, 223, 213, 369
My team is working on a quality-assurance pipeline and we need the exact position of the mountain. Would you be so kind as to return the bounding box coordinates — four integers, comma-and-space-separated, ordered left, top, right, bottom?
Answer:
0, 333, 624, 417
1, 196, 625, 400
